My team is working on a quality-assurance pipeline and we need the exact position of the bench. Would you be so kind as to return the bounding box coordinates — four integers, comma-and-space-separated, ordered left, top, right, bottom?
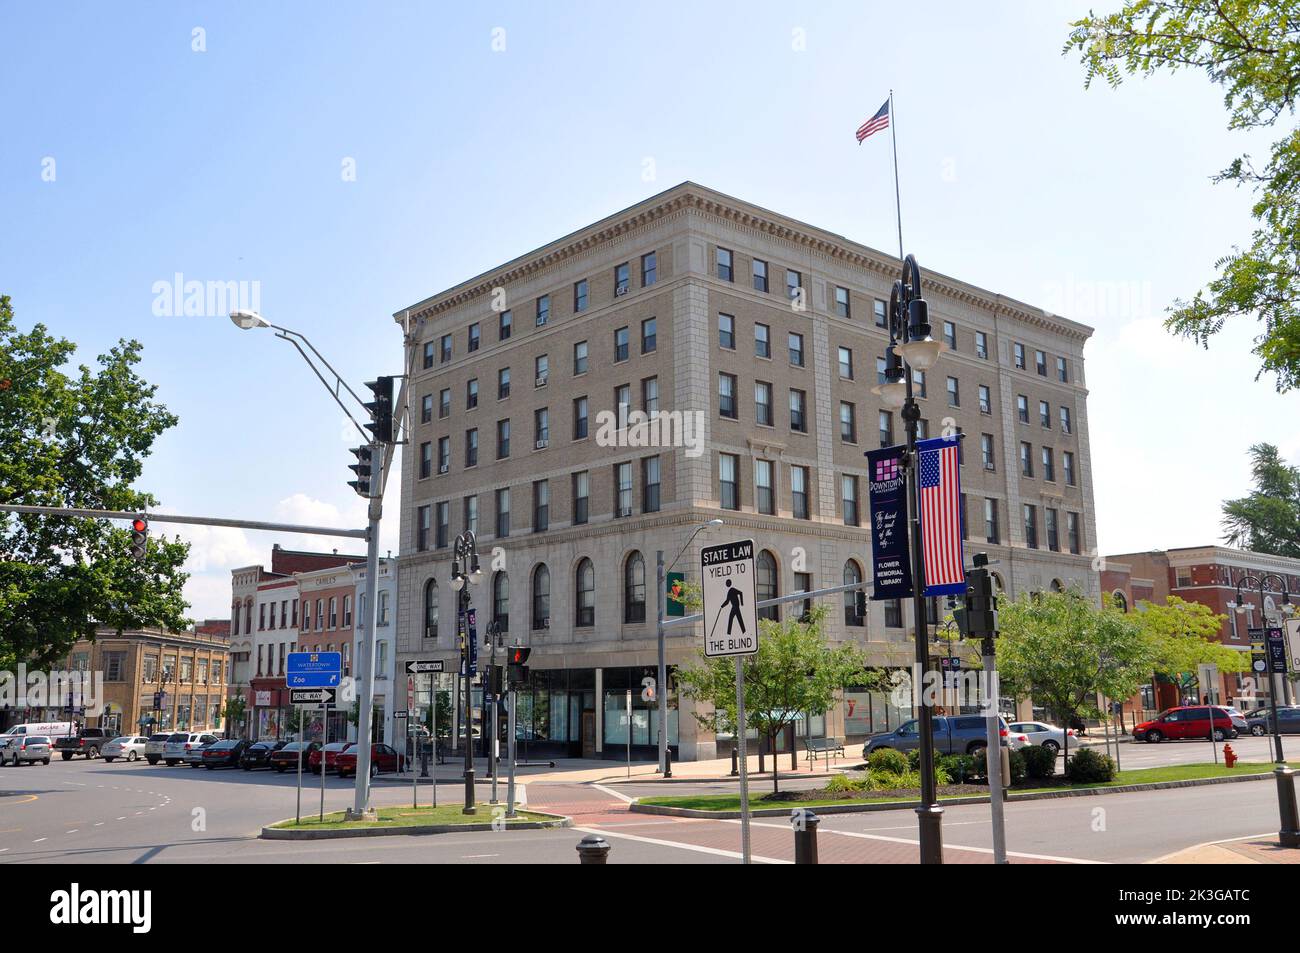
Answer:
805, 738, 845, 761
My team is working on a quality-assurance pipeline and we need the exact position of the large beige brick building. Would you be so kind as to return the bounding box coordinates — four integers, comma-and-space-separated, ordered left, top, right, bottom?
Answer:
392, 182, 1098, 760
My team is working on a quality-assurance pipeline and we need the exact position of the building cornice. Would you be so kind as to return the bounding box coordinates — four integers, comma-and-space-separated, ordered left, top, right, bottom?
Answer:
393, 182, 1095, 344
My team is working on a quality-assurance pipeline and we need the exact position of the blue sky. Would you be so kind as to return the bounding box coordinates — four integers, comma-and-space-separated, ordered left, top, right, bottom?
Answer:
2, 1, 1295, 618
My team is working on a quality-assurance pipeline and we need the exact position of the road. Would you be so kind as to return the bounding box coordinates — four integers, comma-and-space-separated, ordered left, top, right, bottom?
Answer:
0, 748, 1289, 864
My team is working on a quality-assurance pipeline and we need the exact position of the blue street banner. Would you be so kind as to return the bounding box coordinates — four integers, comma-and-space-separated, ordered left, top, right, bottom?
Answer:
467, 608, 478, 676
1266, 627, 1287, 674
867, 445, 913, 600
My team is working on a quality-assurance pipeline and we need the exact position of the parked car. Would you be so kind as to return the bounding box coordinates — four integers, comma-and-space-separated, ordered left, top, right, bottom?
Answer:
6, 735, 52, 766
1008, 721, 1081, 755
0, 721, 75, 741
0, 736, 18, 765
182, 734, 221, 766
101, 736, 149, 762
335, 743, 401, 778
54, 727, 112, 760
1134, 706, 1239, 743
1244, 706, 1300, 736
239, 740, 288, 770
270, 741, 321, 773
144, 733, 172, 765
864, 715, 1022, 757
162, 731, 219, 766
201, 739, 251, 769
308, 741, 354, 775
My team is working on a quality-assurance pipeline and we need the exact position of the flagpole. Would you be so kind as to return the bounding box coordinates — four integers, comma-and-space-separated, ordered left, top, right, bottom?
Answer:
889, 89, 904, 262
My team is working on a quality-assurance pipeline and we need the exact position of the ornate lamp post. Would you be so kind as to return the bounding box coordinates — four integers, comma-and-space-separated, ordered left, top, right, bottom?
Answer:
451, 531, 483, 814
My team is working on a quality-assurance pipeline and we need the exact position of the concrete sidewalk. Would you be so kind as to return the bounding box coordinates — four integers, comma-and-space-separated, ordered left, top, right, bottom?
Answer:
1155, 836, 1300, 864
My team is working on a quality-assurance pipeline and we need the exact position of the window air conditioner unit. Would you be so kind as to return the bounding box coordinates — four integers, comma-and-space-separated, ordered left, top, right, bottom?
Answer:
535, 376, 548, 387
438, 464, 449, 474
615, 285, 629, 297
542, 618, 550, 629
535, 439, 549, 450
424, 625, 437, 639
984, 464, 996, 472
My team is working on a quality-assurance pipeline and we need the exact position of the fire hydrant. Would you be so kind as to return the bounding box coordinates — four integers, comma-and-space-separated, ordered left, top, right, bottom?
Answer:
1224, 744, 1237, 768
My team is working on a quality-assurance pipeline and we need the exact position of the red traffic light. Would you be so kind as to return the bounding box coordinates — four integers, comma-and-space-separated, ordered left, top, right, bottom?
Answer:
510, 646, 531, 664
131, 518, 147, 533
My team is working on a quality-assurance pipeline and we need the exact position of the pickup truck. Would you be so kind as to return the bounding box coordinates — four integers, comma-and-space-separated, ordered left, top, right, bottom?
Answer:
53, 728, 112, 760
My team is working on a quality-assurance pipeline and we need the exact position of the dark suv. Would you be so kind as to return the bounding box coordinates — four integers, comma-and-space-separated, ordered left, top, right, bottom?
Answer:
864, 715, 1015, 757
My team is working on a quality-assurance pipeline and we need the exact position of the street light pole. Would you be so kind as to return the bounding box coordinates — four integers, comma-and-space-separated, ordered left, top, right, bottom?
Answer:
873, 254, 947, 864
451, 531, 483, 814
1231, 571, 1299, 849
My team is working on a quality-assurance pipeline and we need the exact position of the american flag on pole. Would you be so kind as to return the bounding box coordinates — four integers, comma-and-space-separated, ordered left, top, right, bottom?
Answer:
917, 436, 966, 596
856, 99, 890, 142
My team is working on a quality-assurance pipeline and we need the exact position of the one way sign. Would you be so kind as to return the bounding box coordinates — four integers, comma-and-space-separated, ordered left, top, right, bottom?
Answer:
290, 688, 336, 705
404, 659, 445, 675
701, 539, 759, 658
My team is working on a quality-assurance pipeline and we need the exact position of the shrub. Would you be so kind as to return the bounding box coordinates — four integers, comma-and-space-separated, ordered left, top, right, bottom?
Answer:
1020, 744, 1057, 780
938, 753, 975, 784
964, 746, 1026, 784
867, 768, 923, 791
826, 773, 867, 794
1066, 747, 1116, 784
868, 748, 909, 775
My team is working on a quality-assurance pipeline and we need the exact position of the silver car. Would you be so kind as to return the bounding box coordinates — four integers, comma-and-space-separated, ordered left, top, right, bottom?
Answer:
7, 735, 52, 766
162, 731, 218, 766
101, 736, 149, 763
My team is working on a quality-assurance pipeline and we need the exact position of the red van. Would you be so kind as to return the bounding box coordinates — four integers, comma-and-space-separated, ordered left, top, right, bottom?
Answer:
1134, 706, 1238, 743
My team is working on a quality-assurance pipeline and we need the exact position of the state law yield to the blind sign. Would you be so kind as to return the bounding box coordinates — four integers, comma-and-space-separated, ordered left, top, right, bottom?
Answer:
701, 539, 759, 657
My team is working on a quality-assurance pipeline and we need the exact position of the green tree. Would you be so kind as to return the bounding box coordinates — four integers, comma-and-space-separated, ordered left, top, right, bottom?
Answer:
0, 294, 190, 668
1221, 442, 1300, 557
675, 603, 887, 795
996, 589, 1154, 727
1135, 595, 1248, 679
1066, 2, 1300, 390
222, 693, 247, 739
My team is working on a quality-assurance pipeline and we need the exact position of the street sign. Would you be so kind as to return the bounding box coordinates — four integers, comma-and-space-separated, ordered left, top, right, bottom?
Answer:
700, 539, 758, 657
404, 660, 445, 675
394, 710, 409, 720
1267, 627, 1288, 674
290, 687, 336, 706
286, 651, 342, 688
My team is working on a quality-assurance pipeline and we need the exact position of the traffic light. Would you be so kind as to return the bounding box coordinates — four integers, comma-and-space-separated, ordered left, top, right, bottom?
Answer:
348, 445, 374, 496
363, 376, 395, 444
506, 645, 531, 688
129, 517, 148, 562
963, 552, 999, 638
951, 603, 968, 636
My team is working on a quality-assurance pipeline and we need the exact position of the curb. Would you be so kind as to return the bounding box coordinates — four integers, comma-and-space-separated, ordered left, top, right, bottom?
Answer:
260, 810, 571, 840
630, 770, 1285, 819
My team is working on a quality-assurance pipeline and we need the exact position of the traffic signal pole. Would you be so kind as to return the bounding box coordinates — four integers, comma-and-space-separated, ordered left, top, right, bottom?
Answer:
348, 454, 384, 820
965, 552, 1006, 864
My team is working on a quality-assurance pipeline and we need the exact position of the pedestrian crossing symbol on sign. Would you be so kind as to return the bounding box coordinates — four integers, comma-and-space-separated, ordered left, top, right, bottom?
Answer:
701, 539, 759, 657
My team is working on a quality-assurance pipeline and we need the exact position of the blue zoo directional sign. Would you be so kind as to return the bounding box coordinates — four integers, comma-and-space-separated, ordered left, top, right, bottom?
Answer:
286, 651, 342, 688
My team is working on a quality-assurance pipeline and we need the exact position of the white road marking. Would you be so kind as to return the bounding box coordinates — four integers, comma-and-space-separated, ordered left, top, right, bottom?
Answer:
33, 837, 46, 843
591, 783, 636, 804
573, 825, 789, 864
66, 829, 77, 834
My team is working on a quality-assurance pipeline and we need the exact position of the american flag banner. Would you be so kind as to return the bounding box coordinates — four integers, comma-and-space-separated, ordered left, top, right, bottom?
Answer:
856, 98, 890, 142
917, 436, 966, 597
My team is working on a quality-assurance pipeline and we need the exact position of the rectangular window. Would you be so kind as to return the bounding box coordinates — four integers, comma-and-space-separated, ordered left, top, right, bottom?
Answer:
1017, 395, 1029, 423
838, 346, 853, 380
534, 407, 549, 447
1020, 441, 1034, 477
437, 436, 450, 472
754, 322, 770, 358
495, 488, 510, 538
984, 498, 999, 544
615, 384, 631, 424
439, 388, 451, 419
421, 393, 433, 424
840, 401, 856, 443
841, 475, 860, 526
615, 262, 630, 295
642, 376, 658, 415
755, 381, 773, 426
573, 396, 588, 439
498, 367, 510, 400
1039, 400, 1051, 428
496, 418, 510, 459
419, 440, 432, 479
879, 410, 893, 448
643, 456, 661, 513
466, 378, 478, 409
1046, 507, 1060, 552
1067, 511, 1081, 554
1035, 349, 1047, 376
416, 504, 431, 551
789, 389, 807, 432
946, 376, 960, 407
614, 462, 633, 517
976, 331, 988, 359
463, 495, 478, 536
468, 322, 480, 353
786, 269, 802, 300
535, 294, 550, 327
718, 313, 735, 349
718, 373, 737, 419
1024, 504, 1038, 549
788, 331, 804, 366
535, 354, 549, 387
1063, 450, 1076, 486
716, 247, 733, 281
1057, 356, 1068, 382
436, 502, 449, 549
465, 428, 478, 467
885, 599, 903, 628
533, 480, 549, 532
440, 334, 452, 363
981, 433, 995, 470
574, 278, 589, 312
834, 286, 850, 318
611, 326, 628, 362
641, 251, 657, 286
573, 340, 588, 375
499, 309, 512, 340
1014, 343, 1026, 369
719, 453, 739, 510
641, 317, 656, 353
943, 321, 957, 349
1042, 446, 1055, 482
874, 298, 888, 328
1060, 406, 1072, 434
422, 341, 434, 369
912, 369, 926, 398
978, 384, 991, 415
752, 258, 768, 292
791, 466, 809, 520
755, 460, 775, 515
572, 471, 590, 525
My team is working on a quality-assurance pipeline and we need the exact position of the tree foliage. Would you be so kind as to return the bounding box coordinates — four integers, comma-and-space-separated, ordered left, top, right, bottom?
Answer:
1066, 1, 1300, 390
0, 294, 190, 668
1133, 595, 1248, 675
1221, 442, 1300, 556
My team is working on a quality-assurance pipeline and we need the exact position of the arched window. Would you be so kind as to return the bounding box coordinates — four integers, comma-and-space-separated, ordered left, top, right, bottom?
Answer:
990, 572, 1006, 595
329, 596, 338, 628
1049, 578, 1065, 593
576, 558, 595, 627
624, 552, 646, 623
493, 572, 509, 633
757, 550, 778, 621
244, 600, 253, 635
532, 564, 551, 630
315, 599, 324, 631
1112, 590, 1128, 613
423, 579, 439, 638
343, 594, 352, 628
843, 560, 865, 627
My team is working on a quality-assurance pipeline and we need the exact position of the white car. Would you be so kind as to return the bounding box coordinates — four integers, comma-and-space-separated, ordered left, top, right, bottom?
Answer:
101, 736, 149, 762
144, 733, 171, 765
1008, 721, 1080, 755
162, 731, 218, 766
